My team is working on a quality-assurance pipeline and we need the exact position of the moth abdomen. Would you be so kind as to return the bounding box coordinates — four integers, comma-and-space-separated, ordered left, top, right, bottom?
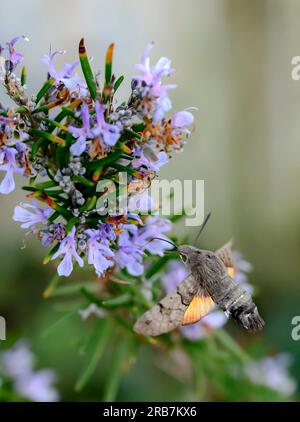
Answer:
224, 288, 264, 332
209, 275, 264, 332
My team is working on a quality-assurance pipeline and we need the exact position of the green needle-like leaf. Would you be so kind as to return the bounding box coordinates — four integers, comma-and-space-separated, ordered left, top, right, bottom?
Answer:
79, 38, 97, 100
43, 273, 63, 298
66, 216, 79, 233
29, 129, 66, 145
75, 320, 111, 392
73, 175, 95, 187
103, 338, 126, 401
214, 330, 249, 364
105, 43, 114, 86
35, 180, 58, 190
109, 162, 140, 177
35, 77, 55, 104
21, 66, 27, 86
31, 138, 45, 160
87, 150, 123, 171
113, 75, 124, 93
79, 195, 97, 212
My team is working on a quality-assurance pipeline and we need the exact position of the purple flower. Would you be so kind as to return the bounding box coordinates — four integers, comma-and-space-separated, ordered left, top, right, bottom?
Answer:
135, 43, 174, 83
180, 311, 227, 341
13, 201, 53, 229
115, 231, 144, 276
138, 216, 173, 256
51, 227, 83, 277
171, 110, 194, 129
42, 49, 86, 94
0, 115, 17, 125
1, 340, 34, 379
97, 222, 116, 243
69, 105, 93, 156
6, 35, 29, 66
0, 147, 24, 194
15, 369, 59, 402
162, 260, 189, 293
132, 145, 168, 173
93, 101, 121, 147
134, 43, 176, 121
85, 229, 114, 276
245, 354, 297, 396
1, 340, 59, 402
114, 216, 173, 276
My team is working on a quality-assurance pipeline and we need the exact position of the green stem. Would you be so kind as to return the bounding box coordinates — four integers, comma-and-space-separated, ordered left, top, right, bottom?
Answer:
103, 338, 126, 402
75, 320, 111, 392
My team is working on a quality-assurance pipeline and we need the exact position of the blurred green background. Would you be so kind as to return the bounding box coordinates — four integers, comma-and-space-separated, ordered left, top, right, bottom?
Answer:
1, 0, 300, 401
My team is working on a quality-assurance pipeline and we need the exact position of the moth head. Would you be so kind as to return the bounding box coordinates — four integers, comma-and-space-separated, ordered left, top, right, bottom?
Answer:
178, 245, 201, 267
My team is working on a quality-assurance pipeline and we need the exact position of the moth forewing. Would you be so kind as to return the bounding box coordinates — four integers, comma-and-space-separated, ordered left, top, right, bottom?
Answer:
133, 274, 201, 336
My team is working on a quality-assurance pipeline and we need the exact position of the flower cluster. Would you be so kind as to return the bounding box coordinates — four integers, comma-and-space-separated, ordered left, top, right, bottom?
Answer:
0, 36, 194, 277
0, 340, 59, 402
245, 353, 297, 396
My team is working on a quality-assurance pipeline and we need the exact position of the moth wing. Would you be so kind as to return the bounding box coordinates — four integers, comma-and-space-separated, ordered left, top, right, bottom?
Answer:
182, 292, 215, 325
215, 239, 236, 278
133, 274, 199, 336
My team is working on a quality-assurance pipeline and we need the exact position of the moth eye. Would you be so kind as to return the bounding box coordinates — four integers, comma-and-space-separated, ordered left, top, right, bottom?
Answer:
181, 254, 188, 263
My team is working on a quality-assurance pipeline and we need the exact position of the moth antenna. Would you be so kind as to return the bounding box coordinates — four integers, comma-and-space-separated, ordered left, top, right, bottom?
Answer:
145, 237, 178, 249
194, 211, 212, 246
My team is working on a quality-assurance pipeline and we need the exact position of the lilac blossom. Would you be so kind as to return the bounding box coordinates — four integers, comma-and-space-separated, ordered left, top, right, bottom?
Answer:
93, 101, 121, 147
97, 222, 116, 243
15, 369, 59, 402
0, 147, 24, 194
69, 104, 93, 156
171, 110, 194, 133
134, 43, 176, 121
132, 145, 168, 173
40, 223, 66, 247
85, 229, 115, 276
42, 49, 86, 94
1, 340, 34, 379
162, 260, 189, 294
1, 340, 59, 402
115, 230, 145, 276
245, 354, 297, 396
114, 216, 173, 276
51, 227, 83, 277
138, 216, 173, 256
6, 35, 29, 66
0, 115, 17, 125
180, 311, 227, 341
13, 201, 53, 229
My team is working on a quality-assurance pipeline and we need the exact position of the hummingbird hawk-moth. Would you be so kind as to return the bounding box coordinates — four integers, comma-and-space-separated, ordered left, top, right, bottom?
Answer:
134, 218, 264, 336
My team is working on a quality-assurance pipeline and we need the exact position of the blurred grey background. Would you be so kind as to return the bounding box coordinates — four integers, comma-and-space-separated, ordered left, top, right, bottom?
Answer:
1, 0, 300, 399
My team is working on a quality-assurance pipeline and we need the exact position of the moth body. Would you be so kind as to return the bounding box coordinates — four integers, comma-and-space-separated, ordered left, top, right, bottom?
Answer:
134, 241, 264, 336
178, 245, 264, 332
